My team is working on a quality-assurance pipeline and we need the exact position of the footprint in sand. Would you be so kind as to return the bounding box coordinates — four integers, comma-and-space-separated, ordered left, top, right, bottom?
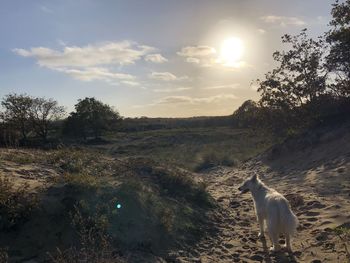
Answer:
305, 211, 320, 216
307, 217, 318, 222
306, 201, 326, 209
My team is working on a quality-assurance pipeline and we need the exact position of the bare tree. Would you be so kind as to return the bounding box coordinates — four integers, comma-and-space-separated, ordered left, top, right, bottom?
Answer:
1, 94, 33, 141
30, 97, 65, 141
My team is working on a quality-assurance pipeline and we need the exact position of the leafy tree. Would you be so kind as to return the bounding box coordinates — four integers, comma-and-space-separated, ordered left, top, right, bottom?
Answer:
257, 30, 327, 110
29, 97, 65, 141
233, 100, 260, 128
326, 0, 350, 96
64, 98, 121, 139
1, 94, 33, 141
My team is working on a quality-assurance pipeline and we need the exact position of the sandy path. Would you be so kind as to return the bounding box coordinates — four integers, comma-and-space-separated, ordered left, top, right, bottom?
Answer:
175, 160, 350, 263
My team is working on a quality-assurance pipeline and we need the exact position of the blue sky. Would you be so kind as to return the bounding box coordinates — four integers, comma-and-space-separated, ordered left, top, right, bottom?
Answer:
0, 0, 334, 117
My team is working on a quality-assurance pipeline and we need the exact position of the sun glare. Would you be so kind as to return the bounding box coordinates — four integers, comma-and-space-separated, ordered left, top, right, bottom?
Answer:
220, 37, 244, 67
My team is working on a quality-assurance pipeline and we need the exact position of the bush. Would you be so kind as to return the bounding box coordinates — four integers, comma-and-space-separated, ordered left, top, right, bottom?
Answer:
194, 150, 237, 171
124, 158, 215, 207
49, 206, 124, 263
46, 148, 115, 177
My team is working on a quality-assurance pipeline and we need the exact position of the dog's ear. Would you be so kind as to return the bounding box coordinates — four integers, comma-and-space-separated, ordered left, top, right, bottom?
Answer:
252, 173, 257, 181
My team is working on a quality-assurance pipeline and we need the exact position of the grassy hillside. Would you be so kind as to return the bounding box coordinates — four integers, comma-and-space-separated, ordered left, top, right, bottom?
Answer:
102, 127, 274, 171
0, 126, 276, 262
0, 147, 215, 262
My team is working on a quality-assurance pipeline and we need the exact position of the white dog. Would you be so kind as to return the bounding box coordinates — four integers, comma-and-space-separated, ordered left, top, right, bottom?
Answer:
238, 174, 298, 252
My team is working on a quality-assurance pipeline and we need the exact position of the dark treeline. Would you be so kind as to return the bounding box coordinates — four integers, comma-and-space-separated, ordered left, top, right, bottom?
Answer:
233, 0, 350, 135
0, 96, 121, 147
120, 116, 233, 132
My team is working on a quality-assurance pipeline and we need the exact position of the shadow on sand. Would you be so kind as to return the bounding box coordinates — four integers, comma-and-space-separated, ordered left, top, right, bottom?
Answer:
261, 237, 298, 263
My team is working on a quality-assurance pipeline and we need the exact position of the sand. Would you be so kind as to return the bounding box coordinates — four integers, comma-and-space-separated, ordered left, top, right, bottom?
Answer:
173, 125, 350, 262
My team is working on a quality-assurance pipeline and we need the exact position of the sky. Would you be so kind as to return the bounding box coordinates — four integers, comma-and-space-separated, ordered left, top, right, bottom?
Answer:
0, 0, 335, 117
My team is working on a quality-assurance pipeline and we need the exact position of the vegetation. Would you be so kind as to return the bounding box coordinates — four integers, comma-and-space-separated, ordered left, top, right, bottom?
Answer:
0, 94, 64, 145
231, 1, 350, 136
49, 206, 124, 263
63, 97, 121, 140
106, 127, 273, 171
327, 0, 350, 97
334, 226, 350, 262
0, 176, 38, 230
0, 148, 214, 261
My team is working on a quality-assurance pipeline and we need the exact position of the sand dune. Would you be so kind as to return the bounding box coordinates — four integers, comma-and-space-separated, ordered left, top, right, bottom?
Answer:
174, 125, 350, 262
0, 124, 349, 262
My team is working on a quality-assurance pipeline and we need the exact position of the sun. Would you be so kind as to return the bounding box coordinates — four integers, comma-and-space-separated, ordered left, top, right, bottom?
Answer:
220, 37, 244, 67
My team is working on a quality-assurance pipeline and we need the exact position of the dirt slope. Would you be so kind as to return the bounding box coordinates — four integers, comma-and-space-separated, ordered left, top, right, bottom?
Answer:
175, 123, 350, 263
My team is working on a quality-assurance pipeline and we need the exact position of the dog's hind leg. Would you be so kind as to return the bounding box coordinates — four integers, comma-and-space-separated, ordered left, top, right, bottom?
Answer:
267, 219, 280, 252
285, 234, 292, 251
268, 230, 280, 252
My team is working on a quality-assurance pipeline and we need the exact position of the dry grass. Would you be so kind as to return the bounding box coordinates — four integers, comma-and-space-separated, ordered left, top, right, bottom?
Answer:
0, 177, 38, 230
334, 226, 350, 262
49, 206, 124, 263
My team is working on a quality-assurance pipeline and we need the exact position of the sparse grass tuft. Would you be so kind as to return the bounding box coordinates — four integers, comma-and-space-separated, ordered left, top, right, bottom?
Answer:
0, 150, 37, 165
125, 158, 215, 207
334, 226, 350, 262
0, 177, 38, 230
194, 149, 238, 171
46, 148, 114, 177
49, 206, 124, 263
62, 172, 98, 188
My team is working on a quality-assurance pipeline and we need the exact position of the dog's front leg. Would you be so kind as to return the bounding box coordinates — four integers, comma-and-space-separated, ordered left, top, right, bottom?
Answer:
257, 214, 265, 239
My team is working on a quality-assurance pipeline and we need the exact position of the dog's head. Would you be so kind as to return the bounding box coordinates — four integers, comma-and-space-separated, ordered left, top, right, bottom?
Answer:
238, 173, 258, 194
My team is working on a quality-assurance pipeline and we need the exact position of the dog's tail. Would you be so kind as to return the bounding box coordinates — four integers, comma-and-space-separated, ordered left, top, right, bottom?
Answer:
281, 201, 299, 236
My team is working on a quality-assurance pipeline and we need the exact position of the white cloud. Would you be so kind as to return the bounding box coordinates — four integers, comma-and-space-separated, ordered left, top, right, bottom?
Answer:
153, 86, 191, 93
54, 67, 139, 86
148, 72, 188, 81
178, 44, 248, 69
177, 46, 216, 57
155, 94, 237, 105
177, 45, 217, 67
39, 5, 53, 14
121, 80, 140, 87
186, 57, 200, 64
260, 15, 306, 26
258, 29, 266, 34
144, 53, 168, 63
13, 41, 158, 87
13, 41, 155, 69
149, 72, 177, 81
57, 39, 67, 46
203, 84, 240, 90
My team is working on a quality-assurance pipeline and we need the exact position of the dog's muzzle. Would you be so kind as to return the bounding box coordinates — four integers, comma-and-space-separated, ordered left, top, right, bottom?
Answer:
238, 187, 249, 194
